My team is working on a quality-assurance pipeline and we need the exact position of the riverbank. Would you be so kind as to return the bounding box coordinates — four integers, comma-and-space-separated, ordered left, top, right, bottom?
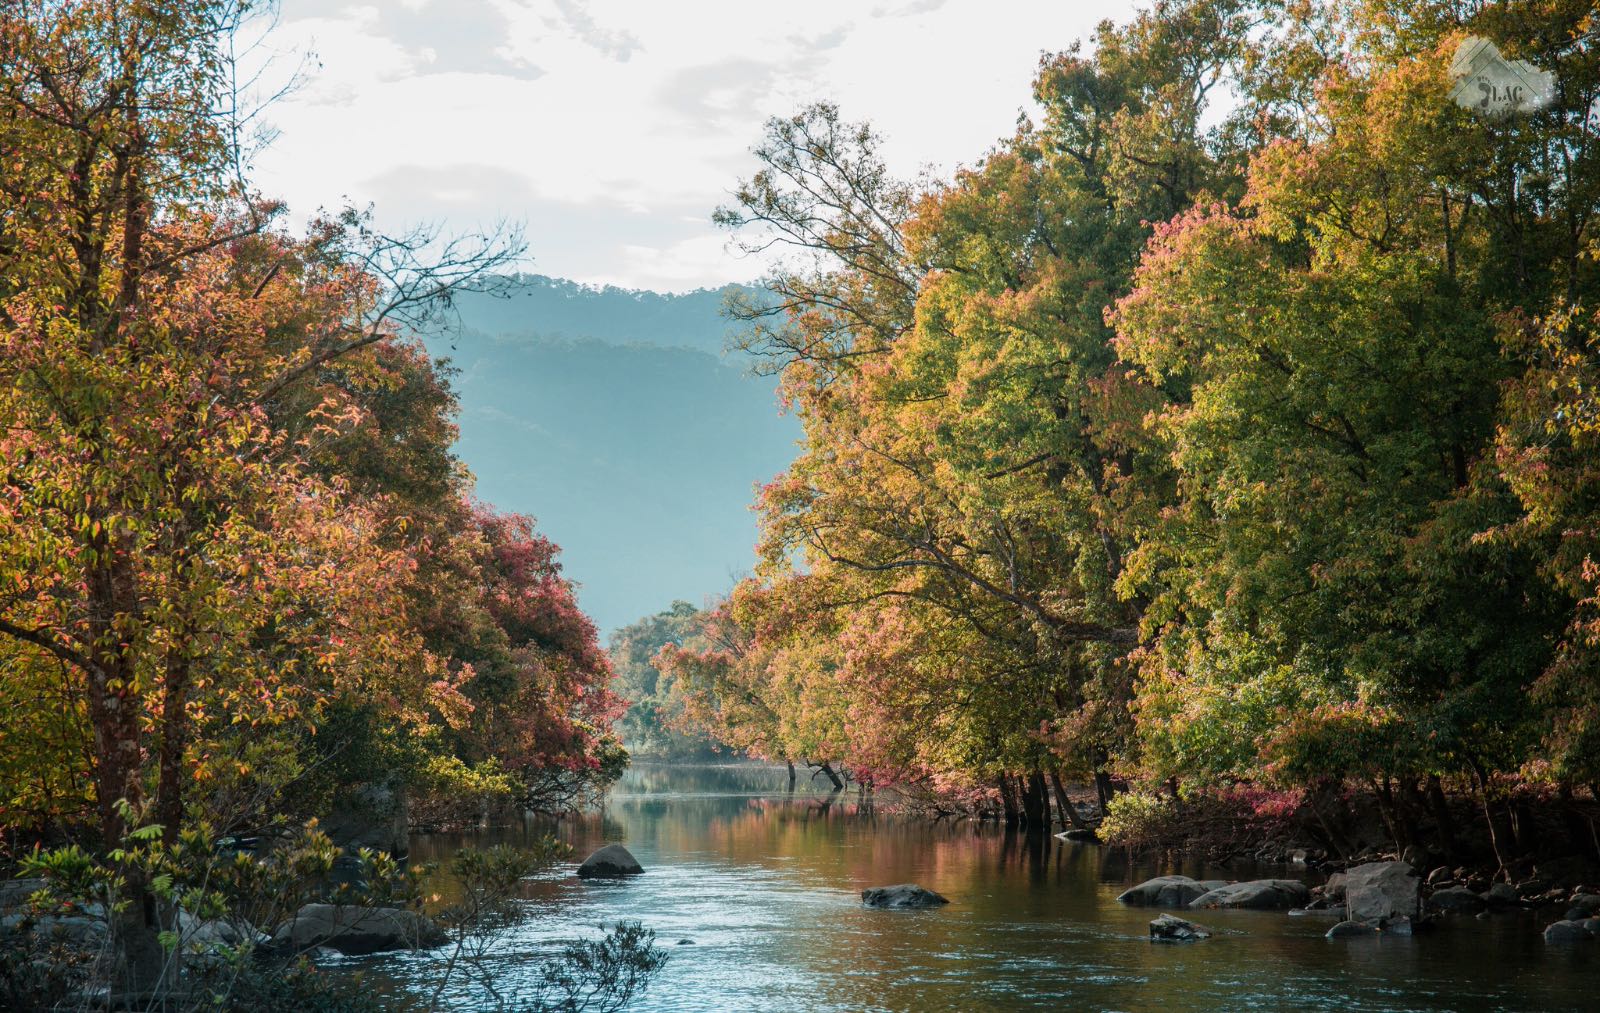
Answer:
362, 762, 1595, 1011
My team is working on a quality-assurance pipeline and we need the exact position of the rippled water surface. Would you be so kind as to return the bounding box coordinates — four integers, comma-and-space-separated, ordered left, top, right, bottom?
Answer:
353, 763, 1594, 1011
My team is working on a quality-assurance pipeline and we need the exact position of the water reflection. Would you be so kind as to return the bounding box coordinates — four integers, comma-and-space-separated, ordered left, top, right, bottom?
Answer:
364, 764, 1592, 1011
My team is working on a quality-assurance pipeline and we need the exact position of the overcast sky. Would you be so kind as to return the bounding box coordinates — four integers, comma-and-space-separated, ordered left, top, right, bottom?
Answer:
249, 0, 1140, 292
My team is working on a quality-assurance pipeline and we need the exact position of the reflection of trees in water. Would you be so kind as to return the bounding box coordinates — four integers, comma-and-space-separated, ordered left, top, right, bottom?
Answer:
616, 762, 829, 797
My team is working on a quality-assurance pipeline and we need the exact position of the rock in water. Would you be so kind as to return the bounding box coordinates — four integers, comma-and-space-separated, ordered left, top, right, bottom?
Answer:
861, 885, 950, 909
577, 844, 644, 879
1542, 919, 1600, 944
1149, 914, 1211, 942
1117, 875, 1225, 908
1326, 920, 1377, 939
1564, 894, 1600, 921
1344, 861, 1421, 924
273, 904, 445, 955
1188, 879, 1311, 911
1427, 886, 1487, 914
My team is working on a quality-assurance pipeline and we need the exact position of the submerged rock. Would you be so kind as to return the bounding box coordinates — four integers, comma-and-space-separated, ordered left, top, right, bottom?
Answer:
1117, 875, 1224, 908
1563, 894, 1600, 921
1428, 886, 1487, 914
1188, 879, 1310, 911
1149, 913, 1211, 942
273, 904, 444, 955
577, 844, 644, 879
1326, 920, 1377, 939
1542, 918, 1600, 944
1344, 861, 1420, 924
861, 884, 949, 909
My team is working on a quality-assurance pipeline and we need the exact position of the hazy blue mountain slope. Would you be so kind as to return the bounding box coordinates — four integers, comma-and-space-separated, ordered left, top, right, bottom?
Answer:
446, 275, 748, 355
427, 324, 798, 635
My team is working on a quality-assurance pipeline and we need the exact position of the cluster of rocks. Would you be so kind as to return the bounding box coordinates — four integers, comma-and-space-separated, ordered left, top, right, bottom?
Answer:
0, 842, 655, 968
1117, 874, 1310, 912
1116, 856, 1600, 946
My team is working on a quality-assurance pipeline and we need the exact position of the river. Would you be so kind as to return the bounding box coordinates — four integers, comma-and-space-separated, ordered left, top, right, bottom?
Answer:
349, 762, 1593, 1011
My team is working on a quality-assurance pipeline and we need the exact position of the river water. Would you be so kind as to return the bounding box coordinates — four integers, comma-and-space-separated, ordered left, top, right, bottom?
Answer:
353, 763, 1593, 1011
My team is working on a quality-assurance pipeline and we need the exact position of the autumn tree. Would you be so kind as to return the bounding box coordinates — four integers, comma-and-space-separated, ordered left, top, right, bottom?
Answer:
0, 0, 517, 990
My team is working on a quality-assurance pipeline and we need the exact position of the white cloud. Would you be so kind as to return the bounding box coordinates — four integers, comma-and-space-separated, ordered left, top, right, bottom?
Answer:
248, 0, 1139, 291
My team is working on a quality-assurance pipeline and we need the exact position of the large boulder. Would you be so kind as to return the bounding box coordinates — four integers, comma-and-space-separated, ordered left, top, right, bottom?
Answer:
1149, 913, 1211, 942
1542, 918, 1600, 944
1322, 872, 1348, 902
273, 903, 444, 956
1563, 894, 1600, 921
861, 884, 949, 909
577, 844, 644, 879
1188, 879, 1310, 911
1427, 886, 1487, 914
0, 912, 107, 948
1117, 876, 1226, 908
0, 877, 45, 912
1343, 861, 1421, 924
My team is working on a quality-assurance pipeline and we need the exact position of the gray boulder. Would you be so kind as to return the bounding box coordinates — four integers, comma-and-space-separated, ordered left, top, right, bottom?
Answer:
1326, 919, 1377, 939
0, 912, 107, 948
861, 884, 949, 909
1344, 861, 1420, 924
1563, 894, 1600, 921
1428, 886, 1487, 914
1322, 872, 1348, 902
273, 903, 444, 955
1189, 879, 1311, 911
1485, 882, 1520, 907
1542, 918, 1600, 944
577, 844, 644, 879
1117, 876, 1225, 908
178, 910, 261, 949
0, 877, 45, 911
1149, 913, 1211, 942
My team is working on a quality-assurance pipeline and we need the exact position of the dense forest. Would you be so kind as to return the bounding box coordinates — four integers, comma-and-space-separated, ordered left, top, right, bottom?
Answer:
8, 0, 1600, 1006
653, 0, 1600, 866
0, 2, 659, 1008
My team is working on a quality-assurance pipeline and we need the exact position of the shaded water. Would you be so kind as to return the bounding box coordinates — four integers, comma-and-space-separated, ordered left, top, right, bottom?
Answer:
359, 763, 1593, 1011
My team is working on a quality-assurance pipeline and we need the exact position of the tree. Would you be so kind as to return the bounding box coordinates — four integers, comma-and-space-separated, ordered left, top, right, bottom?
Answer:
0, 0, 517, 990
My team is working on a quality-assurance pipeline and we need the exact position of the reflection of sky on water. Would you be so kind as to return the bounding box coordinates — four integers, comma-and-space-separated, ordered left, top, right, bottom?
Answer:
344, 764, 1593, 1012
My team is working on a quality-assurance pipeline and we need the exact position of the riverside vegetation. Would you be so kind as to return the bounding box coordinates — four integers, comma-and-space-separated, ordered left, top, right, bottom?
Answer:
9, 0, 1600, 1009
0, 1, 664, 1008
630, 0, 1600, 925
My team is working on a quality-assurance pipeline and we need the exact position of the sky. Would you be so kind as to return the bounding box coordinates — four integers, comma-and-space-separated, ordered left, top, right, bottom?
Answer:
248, 0, 1141, 292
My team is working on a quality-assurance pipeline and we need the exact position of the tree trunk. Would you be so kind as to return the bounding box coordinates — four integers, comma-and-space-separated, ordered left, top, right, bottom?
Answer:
1022, 769, 1048, 831
786, 759, 796, 792
157, 648, 191, 846
86, 548, 166, 994
1426, 774, 1457, 861
998, 774, 1020, 826
817, 761, 843, 791
1050, 768, 1089, 830
1092, 769, 1114, 818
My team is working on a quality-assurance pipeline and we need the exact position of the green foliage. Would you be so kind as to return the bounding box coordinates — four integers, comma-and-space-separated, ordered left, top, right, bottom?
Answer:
609, 602, 724, 759
1098, 792, 1181, 848
526, 922, 671, 1013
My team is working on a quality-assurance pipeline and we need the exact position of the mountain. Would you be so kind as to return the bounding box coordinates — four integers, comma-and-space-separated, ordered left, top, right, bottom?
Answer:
444, 275, 748, 355
424, 275, 798, 635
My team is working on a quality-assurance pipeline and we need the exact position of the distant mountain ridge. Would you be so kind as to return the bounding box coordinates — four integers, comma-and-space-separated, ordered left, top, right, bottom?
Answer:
446, 274, 754, 356
422, 274, 798, 636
